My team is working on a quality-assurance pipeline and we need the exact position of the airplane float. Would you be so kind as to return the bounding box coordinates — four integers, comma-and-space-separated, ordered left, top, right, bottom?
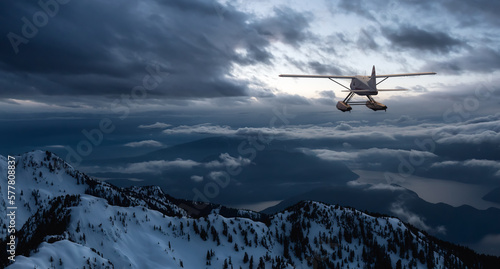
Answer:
280, 66, 436, 112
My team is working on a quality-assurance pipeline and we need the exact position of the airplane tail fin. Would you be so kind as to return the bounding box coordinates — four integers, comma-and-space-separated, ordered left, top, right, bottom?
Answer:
369, 65, 376, 88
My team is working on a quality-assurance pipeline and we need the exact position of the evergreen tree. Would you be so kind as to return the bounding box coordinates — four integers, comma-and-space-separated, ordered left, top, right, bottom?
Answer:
396, 259, 402, 269
258, 257, 265, 269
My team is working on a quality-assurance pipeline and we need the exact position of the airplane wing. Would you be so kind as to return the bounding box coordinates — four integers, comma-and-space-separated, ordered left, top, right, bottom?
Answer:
375, 72, 436, 78
279, 74, 354, 79
280, 72, 435, 78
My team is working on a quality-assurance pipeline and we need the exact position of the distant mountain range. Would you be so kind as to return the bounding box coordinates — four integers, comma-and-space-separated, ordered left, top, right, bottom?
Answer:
1, 151, 499, 268
82, 136, 500, 255
262, 184, 500, 249
86, 137, 359, 205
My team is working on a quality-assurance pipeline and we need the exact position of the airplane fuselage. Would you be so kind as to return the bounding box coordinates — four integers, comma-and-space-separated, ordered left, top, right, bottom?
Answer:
350, 76, 378, 95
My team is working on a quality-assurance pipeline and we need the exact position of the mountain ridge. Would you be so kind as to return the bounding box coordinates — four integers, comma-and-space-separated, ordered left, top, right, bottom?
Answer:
262, 184, 500, 249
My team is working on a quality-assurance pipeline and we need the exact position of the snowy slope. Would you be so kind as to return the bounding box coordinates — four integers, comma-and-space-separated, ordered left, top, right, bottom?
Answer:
0, 151, 87, 238
12, 240, 112, 269
1, 151, 498, 269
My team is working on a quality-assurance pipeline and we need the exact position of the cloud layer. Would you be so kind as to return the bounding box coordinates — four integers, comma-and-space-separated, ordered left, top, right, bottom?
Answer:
0, 0, 312, 102
124, 140, 163, 148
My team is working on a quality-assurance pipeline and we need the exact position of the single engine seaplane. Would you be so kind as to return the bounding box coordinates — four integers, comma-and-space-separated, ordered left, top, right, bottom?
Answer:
280, 66, 436, 112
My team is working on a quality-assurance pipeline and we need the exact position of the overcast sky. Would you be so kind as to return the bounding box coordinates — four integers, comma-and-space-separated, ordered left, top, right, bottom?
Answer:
1, 0, 499, 170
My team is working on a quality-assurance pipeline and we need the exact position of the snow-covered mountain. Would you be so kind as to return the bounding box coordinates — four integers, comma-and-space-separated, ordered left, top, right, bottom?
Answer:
1, 151, 498, 268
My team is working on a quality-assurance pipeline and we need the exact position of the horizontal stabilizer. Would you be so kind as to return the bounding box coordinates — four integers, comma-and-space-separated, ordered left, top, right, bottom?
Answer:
341, 90, 376, 93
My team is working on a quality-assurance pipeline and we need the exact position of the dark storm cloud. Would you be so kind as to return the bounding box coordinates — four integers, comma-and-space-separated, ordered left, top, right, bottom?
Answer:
356, 28, 379, 51
383, 25, 464, 54
336, 0, 500, 29
0, 0, 312, 101
441, 0, 500, 27
336, 0, 378, 22
424, 47, 500, 74
307, 61, 344, 74
253, 7, 312, 48
282, 56, 348, 75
